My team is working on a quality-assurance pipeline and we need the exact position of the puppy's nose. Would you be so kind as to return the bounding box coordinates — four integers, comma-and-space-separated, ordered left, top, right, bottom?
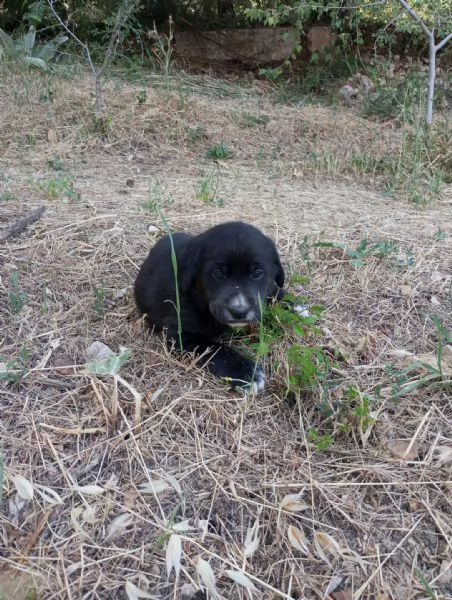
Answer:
228, 294, 251, 320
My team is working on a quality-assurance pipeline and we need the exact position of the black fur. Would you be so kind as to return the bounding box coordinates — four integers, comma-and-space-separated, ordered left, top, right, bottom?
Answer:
134, 221, 285, 390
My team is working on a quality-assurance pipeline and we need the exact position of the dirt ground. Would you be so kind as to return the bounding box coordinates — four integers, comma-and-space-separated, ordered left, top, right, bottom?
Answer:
1, 71, 451, 600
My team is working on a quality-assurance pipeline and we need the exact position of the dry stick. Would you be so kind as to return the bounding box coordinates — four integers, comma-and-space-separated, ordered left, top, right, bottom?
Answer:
0, 205, 46, 242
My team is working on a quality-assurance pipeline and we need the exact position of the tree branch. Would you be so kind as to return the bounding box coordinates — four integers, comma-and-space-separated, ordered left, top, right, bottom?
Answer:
436, 31, 452, 52
0, 205, 46, 242
397, 0, 433, 40
47, 0, 97, 78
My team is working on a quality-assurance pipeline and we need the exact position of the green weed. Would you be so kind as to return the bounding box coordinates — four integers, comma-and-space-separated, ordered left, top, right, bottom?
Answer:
136, 89, 147, 104
147, 17, 174, 81
142, 180, 174, 213
34, 177, 81, 201
92, 283, 108, 315
158, 211, 183, 352
9, 270, 28, 313
47, 156, 63, 171
195, 169, 223, 206
206, 142, 233, 160
314, 238, 403, 268
308, 428, 334, 451
385, 317, 451, 401
92, 114, 113, 135
241, 113, 270, 127
25, 133, 36, 146
415, 568, 438, 600
286, 343, 333, 395
336, 385, 376, 434
433, 228, 447, 241
186, 125, 207, 143
0, 192, 16, 201
0, 344, 31, 383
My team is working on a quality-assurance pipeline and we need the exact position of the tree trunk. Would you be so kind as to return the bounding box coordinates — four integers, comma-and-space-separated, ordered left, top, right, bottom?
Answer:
426, 35, 436, 125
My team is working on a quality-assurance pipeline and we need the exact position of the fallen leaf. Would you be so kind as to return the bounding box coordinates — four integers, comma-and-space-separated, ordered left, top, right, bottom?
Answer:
400, 284, 412, 296
281, 491, 309, 513
138, 479, 169, 495
388, 439, 419, 461
225, 569, 257, 591
166, 534, 182, 579
287, 525, 309, 555
172, 519, 194, 532
163, 472, 182, 495
47, 129, 58, 143
325, 574, 344, 595
313, 531, 341, 566
12, 474, 34, 500
105, 513, 134, 540
197, 557, 219, 598
35, 485, 63, 504
434, 446, 452, 465
244, 519, 260, 557
72, 484, 106, 495
331, 589, 353, 600
125, 581, 154, 599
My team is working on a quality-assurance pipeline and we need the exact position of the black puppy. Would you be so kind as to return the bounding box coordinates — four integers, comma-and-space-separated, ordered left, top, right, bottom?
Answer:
134, 221, 285, 391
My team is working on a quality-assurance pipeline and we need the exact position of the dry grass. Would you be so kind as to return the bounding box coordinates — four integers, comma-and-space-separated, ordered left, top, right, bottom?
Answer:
1, 67, 451, 600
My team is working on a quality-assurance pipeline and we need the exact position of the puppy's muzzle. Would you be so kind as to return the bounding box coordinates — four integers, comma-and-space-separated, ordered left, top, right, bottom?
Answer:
210, 293, 259, 326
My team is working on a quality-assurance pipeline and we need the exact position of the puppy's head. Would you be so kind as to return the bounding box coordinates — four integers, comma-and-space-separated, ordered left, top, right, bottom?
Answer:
181, 222, 284, 327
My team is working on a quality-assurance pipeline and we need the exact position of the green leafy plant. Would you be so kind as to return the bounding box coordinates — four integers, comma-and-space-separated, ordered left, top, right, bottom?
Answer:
286, 343, 333, 395
336, 385, 376, 434
308, 428, 334, 451
206, 143, 233, 160
314, 238, 401, 268
0, 344, 31, 383
136, 89, 147, 104
0, 25, 67, 70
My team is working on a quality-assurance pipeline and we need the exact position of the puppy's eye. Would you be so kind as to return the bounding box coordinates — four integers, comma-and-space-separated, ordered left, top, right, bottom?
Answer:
250, 268, 264, 280
212, 268, 226, 280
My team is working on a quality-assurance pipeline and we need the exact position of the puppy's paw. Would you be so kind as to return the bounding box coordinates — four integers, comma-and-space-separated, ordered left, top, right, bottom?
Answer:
226, 364, 266, 395
242, 365, 265, 395
293, 303, 311, 318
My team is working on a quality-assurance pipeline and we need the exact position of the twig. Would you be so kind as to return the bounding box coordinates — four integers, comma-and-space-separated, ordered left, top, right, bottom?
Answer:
0, 205, 46, 242
18, 507, 55, 563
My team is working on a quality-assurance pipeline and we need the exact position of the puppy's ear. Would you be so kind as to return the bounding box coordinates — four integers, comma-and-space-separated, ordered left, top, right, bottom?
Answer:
180, 243, 202, 291
273, 247, 285, 288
